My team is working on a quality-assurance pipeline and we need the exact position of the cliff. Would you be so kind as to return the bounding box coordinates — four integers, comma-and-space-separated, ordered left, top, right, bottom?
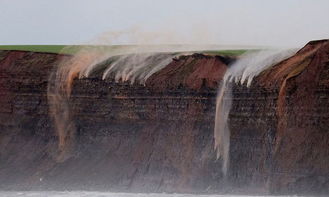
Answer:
257, 40, 329, 194
0, 40, 328, 195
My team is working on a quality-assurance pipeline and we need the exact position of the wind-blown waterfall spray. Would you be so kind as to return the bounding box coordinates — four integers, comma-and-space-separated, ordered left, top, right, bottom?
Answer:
214, 49, 297, 176
101, 53, 175, 84
47, 30, 234, 160
47, 47, 179, 160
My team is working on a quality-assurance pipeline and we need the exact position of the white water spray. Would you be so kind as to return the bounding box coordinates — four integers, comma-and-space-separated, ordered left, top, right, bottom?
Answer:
214, 49, 297, 176
101, 52, 176, 84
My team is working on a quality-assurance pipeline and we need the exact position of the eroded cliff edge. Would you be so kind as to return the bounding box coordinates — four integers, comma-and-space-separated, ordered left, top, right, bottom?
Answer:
0, 40, 328, 195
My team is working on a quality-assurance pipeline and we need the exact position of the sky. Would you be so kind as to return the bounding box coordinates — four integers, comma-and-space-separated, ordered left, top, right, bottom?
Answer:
0, 0, 329, 47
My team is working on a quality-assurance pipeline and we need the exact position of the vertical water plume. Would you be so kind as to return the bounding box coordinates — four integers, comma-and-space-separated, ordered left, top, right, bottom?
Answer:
214, 49, 297, 176
214, 81, 232, 176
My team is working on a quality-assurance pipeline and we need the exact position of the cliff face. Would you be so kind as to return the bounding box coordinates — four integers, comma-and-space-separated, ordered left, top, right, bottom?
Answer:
0, 51, 226, 193
0, 40, 328, 195
257, 40, 329, 194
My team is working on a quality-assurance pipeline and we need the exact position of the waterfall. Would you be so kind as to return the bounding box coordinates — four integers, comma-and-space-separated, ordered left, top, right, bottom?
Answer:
214, 49, 297, 176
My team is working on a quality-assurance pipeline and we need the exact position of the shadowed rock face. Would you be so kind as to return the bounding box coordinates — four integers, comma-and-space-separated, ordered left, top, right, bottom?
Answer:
0, 40, 328, 195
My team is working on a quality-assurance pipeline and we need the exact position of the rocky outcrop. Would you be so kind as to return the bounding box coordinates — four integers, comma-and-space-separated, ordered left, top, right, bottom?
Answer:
0, 40, 328, 195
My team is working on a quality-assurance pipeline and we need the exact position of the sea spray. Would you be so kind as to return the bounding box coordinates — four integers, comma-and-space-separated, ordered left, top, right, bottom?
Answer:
214, 49, 297, 175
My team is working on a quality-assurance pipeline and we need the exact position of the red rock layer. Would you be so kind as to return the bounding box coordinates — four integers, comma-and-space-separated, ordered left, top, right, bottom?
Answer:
146, 54, 232, 91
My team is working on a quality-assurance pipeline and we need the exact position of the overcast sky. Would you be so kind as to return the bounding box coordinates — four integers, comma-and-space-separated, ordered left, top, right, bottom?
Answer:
0, 0, 329, 47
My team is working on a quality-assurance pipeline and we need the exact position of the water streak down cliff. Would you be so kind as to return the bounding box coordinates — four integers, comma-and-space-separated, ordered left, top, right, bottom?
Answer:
214, 49, 298, 176
0, 40, 328, 195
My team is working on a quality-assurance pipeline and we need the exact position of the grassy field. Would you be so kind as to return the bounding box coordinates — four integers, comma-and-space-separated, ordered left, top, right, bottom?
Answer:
202, 49, 249, 56
0, 45, 250, 56
0, 45, 84, 54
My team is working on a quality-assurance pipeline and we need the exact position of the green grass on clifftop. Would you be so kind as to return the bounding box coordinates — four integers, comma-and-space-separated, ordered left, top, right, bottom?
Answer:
0, 45, 250, 56
0, 45, 79, 54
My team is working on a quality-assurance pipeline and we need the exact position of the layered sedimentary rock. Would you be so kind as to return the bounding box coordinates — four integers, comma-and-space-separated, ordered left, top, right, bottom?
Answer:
0, 40, 328, 195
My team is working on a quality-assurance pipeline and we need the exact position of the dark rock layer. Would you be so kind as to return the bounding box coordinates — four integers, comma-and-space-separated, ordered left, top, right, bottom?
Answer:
0, 40, 328, 195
